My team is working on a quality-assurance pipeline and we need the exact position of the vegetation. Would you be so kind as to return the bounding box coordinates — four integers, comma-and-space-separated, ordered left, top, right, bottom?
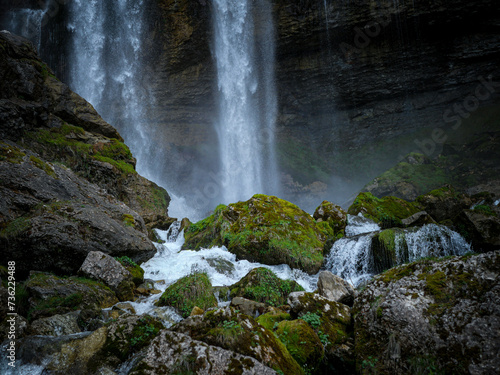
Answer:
157, 272, 218, 318
230, 268, 304, 306
115, 256, 145, 286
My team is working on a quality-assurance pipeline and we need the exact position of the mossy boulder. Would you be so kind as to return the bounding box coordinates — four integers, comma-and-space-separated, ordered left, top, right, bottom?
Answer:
348, 192, 422, 229
453, 209, 500, 251
115, 256, 145, 286
256, 308, 291, 331
313, 200, 347, 237
90, 314, 164, 370
157, 272, 218, 318
288, 292, 355, 373
25, 272, 118, 321
354, 251, 500, 374
276, 319, 324, 373
229, 267, 304, 307
183, 194, 328, 274
415, 185, 472, 222
172, 306, 304, 374
371, 228, 408, 274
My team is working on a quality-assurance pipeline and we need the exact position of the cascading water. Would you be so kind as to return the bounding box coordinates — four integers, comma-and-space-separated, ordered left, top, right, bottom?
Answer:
213, 0, 280, 204
67, 0, 155, 180
3, 8, 46, 52
326, 220, 472, 286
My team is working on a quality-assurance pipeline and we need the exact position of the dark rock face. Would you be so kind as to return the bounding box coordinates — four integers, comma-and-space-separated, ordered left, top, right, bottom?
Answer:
354, 251, 500, 374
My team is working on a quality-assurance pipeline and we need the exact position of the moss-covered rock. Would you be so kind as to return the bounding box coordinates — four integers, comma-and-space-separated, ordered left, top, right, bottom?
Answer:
354, 251, 500, 374
229, 268, 304, 307
288, 292, 355, 373
256, 308, 291, 331
348, 192, 422, 229
276, 319, 324, 373
172, 306, 304, 374
371, 228, 408, 274
90, 314, 164, 370
183, 194, 328, 274
115, 256, 145, 286
25, 272, 118, 321
313, 200, 347, 236
415, 185, 472, 222
157, 272, 218, 318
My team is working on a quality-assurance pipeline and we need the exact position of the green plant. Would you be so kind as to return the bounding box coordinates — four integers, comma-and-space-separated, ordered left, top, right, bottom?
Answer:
362, 356, 379, 369
300, 312, 321, 329
317, 330, 330, 347
115, 256, 138, 267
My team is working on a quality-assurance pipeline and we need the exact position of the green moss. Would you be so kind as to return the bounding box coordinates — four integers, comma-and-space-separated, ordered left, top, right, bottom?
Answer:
276, 319, 324, 371
183, 195, 327, 274
229, 268, 304, 307
472, 204, 496, 217
115, 256, 144, 286
0, 142, 26, 163
157, 272, 217, 318
371, 228, 408, 273
256, 311, 291, 331
0, 216, 31, 239
348, 192, 421, 228
28, 292, 83, 321
122, 214, 136, 227
29, 155, 57, 178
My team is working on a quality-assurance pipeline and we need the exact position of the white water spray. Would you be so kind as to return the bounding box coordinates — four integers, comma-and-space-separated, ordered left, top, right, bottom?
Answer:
213, 0, 280, 204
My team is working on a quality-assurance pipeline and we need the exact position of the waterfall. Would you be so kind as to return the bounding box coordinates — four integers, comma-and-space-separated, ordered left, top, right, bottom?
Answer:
213, 0, 280, 204
3, 8, 46, 52
66, 0, 155, 180
326, 222, 472, 286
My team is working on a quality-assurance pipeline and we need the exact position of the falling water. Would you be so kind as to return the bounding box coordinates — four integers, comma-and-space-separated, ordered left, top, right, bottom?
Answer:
213, 0, 280, 204
4, 8, 46, 52
66, 0, 156, 181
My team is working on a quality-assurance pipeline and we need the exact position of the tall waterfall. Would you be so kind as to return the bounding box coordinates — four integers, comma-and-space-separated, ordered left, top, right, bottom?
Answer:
3, 8, 46, 52
67, 0, 156, 180
213, 0, 280, 204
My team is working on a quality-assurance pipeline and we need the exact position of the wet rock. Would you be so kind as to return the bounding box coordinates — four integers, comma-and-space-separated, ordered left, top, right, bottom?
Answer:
317, 271, 355, 307
29, 311, 81, 336
230, 297, 267, 318
314, 201, 347, 233
0, 315, 28, 342
415, 185, 472, 222
172, 306, 303, 374
79, 251, 135, 302
401, 211, 436, 228
229, 267, 304, 307
190, 306, 204, 316
454, 209, 500, 252
26, 272, 118, 321
113, 302, 136, 315
354, 251, 500, 374
129, 330, 277, 375
183, 195, 329, 274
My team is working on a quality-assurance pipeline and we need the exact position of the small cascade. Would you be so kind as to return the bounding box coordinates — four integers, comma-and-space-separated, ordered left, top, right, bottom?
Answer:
326, 217, 472, 286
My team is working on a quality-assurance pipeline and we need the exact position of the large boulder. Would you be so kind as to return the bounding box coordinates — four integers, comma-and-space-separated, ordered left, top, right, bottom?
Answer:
348, 192, 421, 229
29, 312, 81, 337
0, 142, 157, 278
128, 330, 278, 375
415, 185, 472, 222
157, 272, 218, 318
78, 251, 136, 301
454, 209, 500, 252
313, 201, 347, 236
354, 251, 500, 374
183, 194, 329, 274
229, 267, 304, 307
316, 271, 355, 306
172, 306, 304, 374
25, 272, 118, 321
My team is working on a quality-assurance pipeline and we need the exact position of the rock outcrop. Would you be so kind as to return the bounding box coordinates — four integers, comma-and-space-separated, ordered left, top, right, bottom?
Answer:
354, 251, 500, 374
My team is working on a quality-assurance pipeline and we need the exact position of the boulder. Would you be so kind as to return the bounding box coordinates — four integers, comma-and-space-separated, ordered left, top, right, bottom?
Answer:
229, 267, 304, 307
172, 306, 303, 374
317, 271, 355, 307
354, 251, 500, 374
415, 185, 472, 222
183, 195, 329, 274
401, 211, 436, 227
29, 311, 81, 337
230, 297, 267, 318
287, 292, 355, 373
313, 200, 347, 234
454, 209, 500, 252
157, 272, 218, 318
114, 256, 145, 286
79, 251, 135, 302
348, 192, 421, 229
255, 308, 291, 331
26, 272, 118, 321
128, 330, 278, 375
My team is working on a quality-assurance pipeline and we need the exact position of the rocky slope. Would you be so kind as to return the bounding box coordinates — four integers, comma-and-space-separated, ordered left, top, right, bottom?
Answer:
0, 31, 171, 277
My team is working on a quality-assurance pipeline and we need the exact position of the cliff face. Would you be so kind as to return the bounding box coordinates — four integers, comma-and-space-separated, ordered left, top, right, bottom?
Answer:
146, 0, 500, 208
0, 31, 171, 277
